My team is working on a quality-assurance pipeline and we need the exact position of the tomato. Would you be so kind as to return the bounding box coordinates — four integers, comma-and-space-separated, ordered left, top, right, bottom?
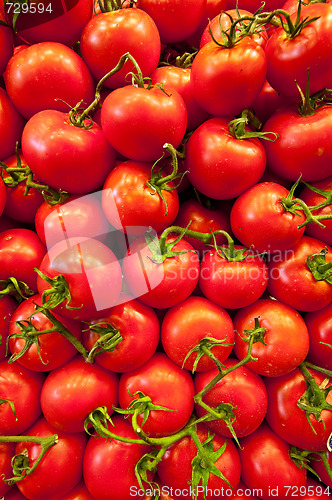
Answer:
0, 360, 45, 435
238, 423, 307, 500
199, 246, 268, 309
251, 80, 296, 125
1, 151, 44, 223
80, 9, 160, 89
185, 117, 266, 200
265, 4, 332, 98
8, 295, 82, 372
233, 298, 310, 377
265, 366, 332, 451
0, 23, 13, 76
230, 182, 305, 253
0, 228, 46, 292
300, 479, 332, 500
83, 296, 160, 372
119, 352, 195, 437
304, 303, 332, 371
36, 236, 123, 321
157, 424, 241, 499
136, 0, 206, 43
15, 416, 87, 500
0, 441, 15, 496
4, 42, 95, 119
161, 296, 234, 371
310, 450, 332, 488
122, 234, 200, 309
40, 355, 118, 433
35, 192, 112, 248
8, 0, 94, 46
194, 358, 268, 439
83, 414, 154, 500
101, 84, 187, 162
0, 88, 25, 162
57, 480, 95, 500
101, 160, 179, 235
0, 295, 17, 361
267, 236, 332, 312
22, 110, 116, 195
191, 38, 266, 117
300, 176, 332, 246
1, 486, 27, 499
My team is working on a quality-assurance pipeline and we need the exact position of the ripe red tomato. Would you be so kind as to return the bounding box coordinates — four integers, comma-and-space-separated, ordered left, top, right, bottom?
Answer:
233, 298, 310, 377
185, 117, 266, 200
304, 303, 332, 371
80, 8, 161, 88
8, 295, 82, 372
0, 23, 13, 76
119, 352, 195, 437
4, 41, 95, 119
0, 360, 45, 435
101, 84, 187, 162
0, 88, 25, 162
161, 296, 234, 371
57, 480, 95, 500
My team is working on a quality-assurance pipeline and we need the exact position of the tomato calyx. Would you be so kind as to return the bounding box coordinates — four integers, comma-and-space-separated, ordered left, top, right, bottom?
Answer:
0, 398, 17, 421
0, 433, 58, 485
228, 109, 279, 142
182, 337, 234, 375
83, 322, 123, 363
289, 446, 323, 477
6, 317, 50, 366
306, 248, 332, 283
34, 269, 79, 312
297, 363, 332, 434
237, 316, 267, 346
96, 0, 135, 12
0, 277, 34, 302
208, 11, 260, 48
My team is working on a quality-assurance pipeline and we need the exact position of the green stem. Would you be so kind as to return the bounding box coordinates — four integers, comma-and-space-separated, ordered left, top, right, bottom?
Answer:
158, 226, 234, 256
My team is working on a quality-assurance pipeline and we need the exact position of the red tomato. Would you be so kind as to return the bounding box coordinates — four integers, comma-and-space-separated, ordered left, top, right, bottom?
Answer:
122, 235, 200, 309
251, 80, 296, 125
57, 480, 95, 500
22, 110, 116, 195
83, 296, 160, 372
136, 0, 206, 43
310, 450, 332, 488
305, 303, 332, 371
40, 356, 118, 433
80, 8, 160, 88
0, 360, 45, 435
119, 353, 195, 437
157, 424, 241, 500
83, 414, 154, 500
230, 182, 305, 253
0, 442, 15, 496
101, 160, 179, 235
0, 295, 17, 361
194, 358, 268, 438
15, 416, 87, 500
267, 236, 332, 312
8, 295, 82, 372
4, 42, 95, 119
185, 117, 266, 200
199, 246, 268, 309
265, 366, 332, 451
191, 38, 266, 117
36, 237, 123, 321
101, 84, 187, 162
300, 176, 332, 246
161, 296, 234, 371
0, 228, 46, 292
0, 486, 27, 499
233, 298, 310, 377
0, 88, 25, 162
238, 423, 307, 500
0, 23, 13, 76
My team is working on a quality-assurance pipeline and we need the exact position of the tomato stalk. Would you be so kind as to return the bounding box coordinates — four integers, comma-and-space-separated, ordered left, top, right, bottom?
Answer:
0, 277, 33, 302
84, 323, 123, 364
255, 4, 320, 38
228, 109, 279, 142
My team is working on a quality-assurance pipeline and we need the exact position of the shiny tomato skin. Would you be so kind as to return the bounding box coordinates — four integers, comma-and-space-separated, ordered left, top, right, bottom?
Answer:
300, 175, 332, 246
0, 228, 46, 292
0, 23, 13, 76
80, 9, 160, 89
22, 110, 116, 195
0, 360, 45, 435
57, 480, 95, 500
83, 296, 160, 373
119, 353, 195, 438
191, 38, 266, 118
265, 367, 332, 451
8, 295, 82, 372
262, 104, 332, 182
0, 88, 25, 162
230, 182, 305, 253
304, 303, 332, 371
83, 415, 154, 500
233, 298, 310, 377
4, 42, 95, 119
238, 423, 307, 500
101, 161, 179, 235
251, 80, 296, 125
267, 236, 332, 312
161, 296, 234, 371
185, 117, 266, 200
101, 84, 187, 162
15, 416, 87, 500
194, 358, 268, 438
0, 295, 17, 361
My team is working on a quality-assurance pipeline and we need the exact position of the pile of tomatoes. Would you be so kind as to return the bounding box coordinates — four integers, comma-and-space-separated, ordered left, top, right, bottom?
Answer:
0, 0, 332, 498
